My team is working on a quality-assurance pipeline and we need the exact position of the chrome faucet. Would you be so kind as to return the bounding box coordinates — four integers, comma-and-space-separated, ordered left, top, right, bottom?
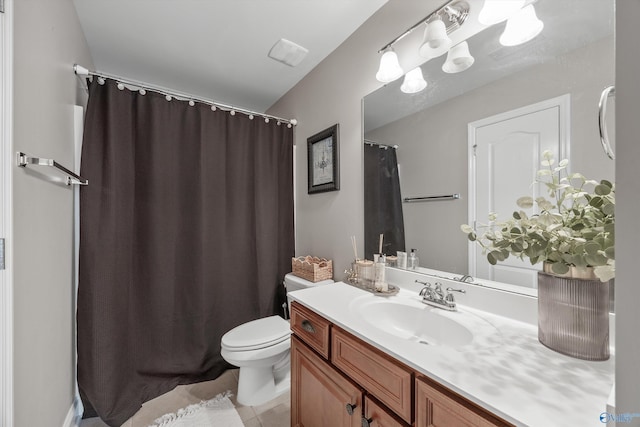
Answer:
454, 274, 475, 283
415, 280, 466, 311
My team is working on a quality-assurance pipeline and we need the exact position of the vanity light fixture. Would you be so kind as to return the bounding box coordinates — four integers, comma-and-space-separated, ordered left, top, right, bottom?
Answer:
499, 4, 544, 46
374, 0, 544, 94
478, 0, 526, 26
400, 67, 428, 93
375, 0, 469, 82
375, 49, 404, 83
442, 41, 475, 73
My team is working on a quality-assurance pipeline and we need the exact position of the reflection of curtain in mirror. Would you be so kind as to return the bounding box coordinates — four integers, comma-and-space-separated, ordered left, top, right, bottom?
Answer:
364, 144, 405, 259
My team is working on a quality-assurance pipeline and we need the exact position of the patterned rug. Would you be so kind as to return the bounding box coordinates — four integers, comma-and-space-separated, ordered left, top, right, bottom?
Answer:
148, 391, 244, 427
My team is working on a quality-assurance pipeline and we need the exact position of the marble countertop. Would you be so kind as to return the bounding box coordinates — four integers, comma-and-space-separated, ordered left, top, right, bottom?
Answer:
288, 281, 614, 427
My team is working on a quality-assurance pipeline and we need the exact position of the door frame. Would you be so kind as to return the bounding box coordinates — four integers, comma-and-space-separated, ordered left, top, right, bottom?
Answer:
467, 94, 571, 281
1, 0, 13, 426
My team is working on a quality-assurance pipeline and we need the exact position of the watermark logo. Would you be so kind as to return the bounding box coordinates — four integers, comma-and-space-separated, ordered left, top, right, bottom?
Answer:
600, 412, 640, 424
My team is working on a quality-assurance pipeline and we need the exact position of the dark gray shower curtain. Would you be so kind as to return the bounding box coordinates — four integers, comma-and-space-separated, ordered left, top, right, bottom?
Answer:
77, 79, 294, 426
364, 144, 405, 259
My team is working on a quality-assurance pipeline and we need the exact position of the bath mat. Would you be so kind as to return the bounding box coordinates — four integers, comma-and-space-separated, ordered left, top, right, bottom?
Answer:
148, 391, 244, 427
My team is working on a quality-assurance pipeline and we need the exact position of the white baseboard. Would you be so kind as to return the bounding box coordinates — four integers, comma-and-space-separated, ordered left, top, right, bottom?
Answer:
62, 395, 83, 427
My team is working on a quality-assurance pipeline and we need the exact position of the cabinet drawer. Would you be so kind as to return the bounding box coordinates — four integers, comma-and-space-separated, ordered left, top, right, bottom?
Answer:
332, 327, 413, 424
364, 397, 410, 427
416, 376, 514, 427
291, 301, 331, 359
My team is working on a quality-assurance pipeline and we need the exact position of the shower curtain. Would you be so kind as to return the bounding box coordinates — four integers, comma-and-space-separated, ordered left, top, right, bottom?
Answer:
364, 144, 405, 259
77, 79, 294, 426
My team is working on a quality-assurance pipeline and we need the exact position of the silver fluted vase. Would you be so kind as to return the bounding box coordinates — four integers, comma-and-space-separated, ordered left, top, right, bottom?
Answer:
537, 264, 610, 361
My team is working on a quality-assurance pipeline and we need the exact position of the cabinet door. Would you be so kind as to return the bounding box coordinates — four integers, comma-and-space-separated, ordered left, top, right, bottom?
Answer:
416, 377, 513, 427
292, 335, 363, 427
364, 396, 410, 427
332, 327, 413, 424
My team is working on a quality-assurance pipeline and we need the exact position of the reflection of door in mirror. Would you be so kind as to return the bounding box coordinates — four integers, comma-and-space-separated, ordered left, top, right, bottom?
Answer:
469, 95, 570, 288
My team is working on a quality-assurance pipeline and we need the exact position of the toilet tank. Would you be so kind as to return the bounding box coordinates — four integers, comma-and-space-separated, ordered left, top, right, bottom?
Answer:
284, 273, 333, 317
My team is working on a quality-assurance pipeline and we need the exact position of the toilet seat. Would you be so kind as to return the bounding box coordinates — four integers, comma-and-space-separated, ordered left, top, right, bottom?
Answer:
221, 315, 291, 352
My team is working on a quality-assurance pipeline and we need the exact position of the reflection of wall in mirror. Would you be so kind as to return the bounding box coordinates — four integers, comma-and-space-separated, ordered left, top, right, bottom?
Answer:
364, 36, 614, 279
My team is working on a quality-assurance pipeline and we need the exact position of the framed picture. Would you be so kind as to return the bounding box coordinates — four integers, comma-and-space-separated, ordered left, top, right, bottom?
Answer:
307, 124, 340, 194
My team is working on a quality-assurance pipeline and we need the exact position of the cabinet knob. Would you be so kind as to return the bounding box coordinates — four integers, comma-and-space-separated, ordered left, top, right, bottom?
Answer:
301, 319, 316, 334
361, 417, 373, 427
345, 402, 357, 416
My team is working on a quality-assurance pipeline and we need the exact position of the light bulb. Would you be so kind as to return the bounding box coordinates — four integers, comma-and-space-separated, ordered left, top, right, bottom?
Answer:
419, 20, 452, 59
400, 67, 427, 94
499, 4, 544, 47
442, 41, 475, 73
375, 50, 403, 83
478, 0, 525, 25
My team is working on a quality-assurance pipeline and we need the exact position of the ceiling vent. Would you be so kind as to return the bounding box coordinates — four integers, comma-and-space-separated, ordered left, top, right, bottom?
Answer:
268, 38, 309, 67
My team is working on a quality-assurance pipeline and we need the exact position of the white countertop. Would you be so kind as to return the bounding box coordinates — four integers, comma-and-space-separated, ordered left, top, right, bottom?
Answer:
288, 281, 615, 427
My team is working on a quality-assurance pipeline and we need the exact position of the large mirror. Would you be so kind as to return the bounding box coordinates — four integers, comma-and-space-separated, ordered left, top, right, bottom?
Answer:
363, 0, 615, 293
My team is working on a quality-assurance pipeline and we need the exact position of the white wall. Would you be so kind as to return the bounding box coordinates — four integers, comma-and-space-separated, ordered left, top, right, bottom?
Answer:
269, 0, 639, 422
12, 0, 93, 425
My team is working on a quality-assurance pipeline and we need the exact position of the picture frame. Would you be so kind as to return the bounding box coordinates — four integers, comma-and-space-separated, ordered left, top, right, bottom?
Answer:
307, 124, 340, 194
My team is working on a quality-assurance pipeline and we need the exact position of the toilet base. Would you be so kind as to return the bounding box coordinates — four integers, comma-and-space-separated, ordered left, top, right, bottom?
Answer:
237, 362, 290, 406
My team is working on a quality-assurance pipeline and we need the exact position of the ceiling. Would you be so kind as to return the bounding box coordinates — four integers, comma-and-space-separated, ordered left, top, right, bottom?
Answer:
72, 0, 388, 113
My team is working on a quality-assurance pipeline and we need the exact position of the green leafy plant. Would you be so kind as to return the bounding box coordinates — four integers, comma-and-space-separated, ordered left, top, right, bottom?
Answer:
461, 151, 615, 282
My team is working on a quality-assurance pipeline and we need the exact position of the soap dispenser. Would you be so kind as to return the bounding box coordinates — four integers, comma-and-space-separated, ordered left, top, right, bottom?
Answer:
408, 249, 419, 270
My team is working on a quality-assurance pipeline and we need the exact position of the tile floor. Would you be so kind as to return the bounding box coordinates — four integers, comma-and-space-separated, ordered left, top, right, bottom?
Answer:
79, 369, 290, 427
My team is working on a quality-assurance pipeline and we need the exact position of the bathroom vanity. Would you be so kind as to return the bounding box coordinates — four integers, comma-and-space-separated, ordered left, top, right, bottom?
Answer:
289, 280, 614, 426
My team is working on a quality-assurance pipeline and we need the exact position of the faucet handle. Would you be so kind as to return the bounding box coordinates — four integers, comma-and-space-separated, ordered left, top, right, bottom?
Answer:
417, 281, 432, 297
445, 287, 466, 304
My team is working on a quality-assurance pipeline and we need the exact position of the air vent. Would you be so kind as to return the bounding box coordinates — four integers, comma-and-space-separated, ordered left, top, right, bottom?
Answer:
268, 38, 309, 67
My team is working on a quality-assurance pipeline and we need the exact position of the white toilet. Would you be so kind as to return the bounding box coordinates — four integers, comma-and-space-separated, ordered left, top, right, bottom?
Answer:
220, 273, 333, 406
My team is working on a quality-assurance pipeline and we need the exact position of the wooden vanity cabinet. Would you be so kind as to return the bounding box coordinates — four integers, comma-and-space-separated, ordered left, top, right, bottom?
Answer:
415, 376, 513, 427
332, 326, 413, 424
291, 301, 513, 427
291, 335, 362, 427
364, 396, 411, 427
290, 301, 331, 359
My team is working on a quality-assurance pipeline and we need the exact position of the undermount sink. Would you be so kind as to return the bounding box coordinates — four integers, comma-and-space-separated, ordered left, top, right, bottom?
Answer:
350, 294, 501, 350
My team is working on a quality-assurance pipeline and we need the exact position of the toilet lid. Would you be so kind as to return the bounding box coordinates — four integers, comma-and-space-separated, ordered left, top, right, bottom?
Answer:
221, 315, 291, 351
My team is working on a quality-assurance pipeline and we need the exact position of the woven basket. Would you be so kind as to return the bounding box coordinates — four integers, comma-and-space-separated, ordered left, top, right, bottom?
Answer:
291, 256, 333, 282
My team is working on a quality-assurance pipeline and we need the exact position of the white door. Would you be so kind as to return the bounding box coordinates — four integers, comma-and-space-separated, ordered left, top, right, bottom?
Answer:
469, 95, 570, 288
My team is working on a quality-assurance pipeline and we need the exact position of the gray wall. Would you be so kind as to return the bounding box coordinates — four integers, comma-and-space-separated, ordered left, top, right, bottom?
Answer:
268, 0, 443, 276
365, 36, 615, 275
269, 0, 639, 421
615, 1, 640, 423
13, 0, 93, 425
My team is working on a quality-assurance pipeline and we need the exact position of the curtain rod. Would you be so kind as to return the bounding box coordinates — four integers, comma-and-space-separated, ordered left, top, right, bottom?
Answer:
73, 64, 297, 127
364, 139, 398, 149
